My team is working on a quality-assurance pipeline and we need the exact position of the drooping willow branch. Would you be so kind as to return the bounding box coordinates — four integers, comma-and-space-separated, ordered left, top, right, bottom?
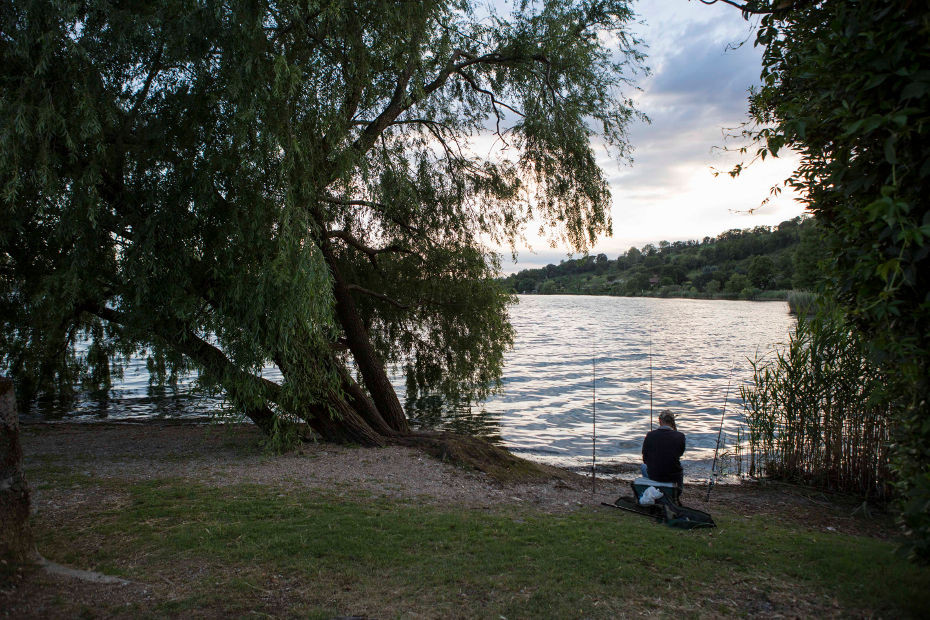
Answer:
326, 229, 416, 264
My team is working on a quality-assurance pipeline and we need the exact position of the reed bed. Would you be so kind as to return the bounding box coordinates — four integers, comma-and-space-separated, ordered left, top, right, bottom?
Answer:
787, 290, 818, 315
740, 314, 894, 502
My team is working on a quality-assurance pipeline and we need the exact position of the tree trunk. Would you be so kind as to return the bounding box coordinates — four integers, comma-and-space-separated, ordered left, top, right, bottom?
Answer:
321, 243, 410, 434
1, 377, 34, 564
274, 350, 388, 447
90, 304, 391, 445
304, 396, 386, 447
86, 305, 281, 434
336, 361, 398, 438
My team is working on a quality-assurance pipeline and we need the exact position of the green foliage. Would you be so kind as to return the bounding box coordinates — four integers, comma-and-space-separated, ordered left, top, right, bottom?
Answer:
748, 255, 776, 289
0, 1, 645, 436
738, 0, 930, 561
791, 219, 829, 290
257, 415, 302, 454
786, 291, 817, 316
724, 272, 751, 295
504, 216, 815, 298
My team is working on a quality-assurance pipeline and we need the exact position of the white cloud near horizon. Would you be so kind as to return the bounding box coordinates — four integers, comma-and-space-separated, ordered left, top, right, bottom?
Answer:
501, 0, 806, 274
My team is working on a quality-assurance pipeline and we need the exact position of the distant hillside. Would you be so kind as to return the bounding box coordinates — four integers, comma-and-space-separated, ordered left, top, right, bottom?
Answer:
502, 216, 825, 300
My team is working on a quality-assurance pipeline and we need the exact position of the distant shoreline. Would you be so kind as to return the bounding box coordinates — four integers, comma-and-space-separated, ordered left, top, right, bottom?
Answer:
512, 291, 794, 303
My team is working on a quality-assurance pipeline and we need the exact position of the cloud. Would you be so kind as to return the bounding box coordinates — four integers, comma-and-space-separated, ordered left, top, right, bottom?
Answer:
648, 26, 759, 106
497, 0, 806, 273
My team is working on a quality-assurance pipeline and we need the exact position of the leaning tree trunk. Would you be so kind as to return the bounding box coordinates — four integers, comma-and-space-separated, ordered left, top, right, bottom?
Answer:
1, 377, 33, 564
274, 348, 389, 447
321, 244, 410, 434
303, 395, 387, 447
89, 304, 391, 445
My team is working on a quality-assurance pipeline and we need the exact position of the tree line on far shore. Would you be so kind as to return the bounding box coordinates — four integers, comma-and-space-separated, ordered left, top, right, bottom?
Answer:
502, 216, 824, 299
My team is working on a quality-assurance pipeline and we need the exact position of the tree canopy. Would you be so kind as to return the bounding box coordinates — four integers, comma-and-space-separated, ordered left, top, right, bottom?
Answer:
724, 0, 930, 561
0, 1, 645, 446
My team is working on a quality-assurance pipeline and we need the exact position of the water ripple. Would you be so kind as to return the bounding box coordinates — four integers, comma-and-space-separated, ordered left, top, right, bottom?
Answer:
475, 295, 794, 469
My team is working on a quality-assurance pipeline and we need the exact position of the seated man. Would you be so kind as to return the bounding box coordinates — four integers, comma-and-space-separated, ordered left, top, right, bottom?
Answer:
641, 410, 685, 489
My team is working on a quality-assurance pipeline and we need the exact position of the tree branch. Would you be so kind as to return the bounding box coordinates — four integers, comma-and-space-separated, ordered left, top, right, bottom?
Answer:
86, 304, 282, 431
352, 53, 420, 155
326, 229, 415, 263
128, 45, 164, 123
349, 48, 545, 159
321, 197, 428, 238
696, 0, 806, 15
346, 284, 410, 309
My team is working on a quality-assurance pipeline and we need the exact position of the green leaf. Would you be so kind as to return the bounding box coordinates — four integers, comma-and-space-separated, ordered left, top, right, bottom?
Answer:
864, 73, 887, 89
884, 136, 898, 165
901, 81, 928, 100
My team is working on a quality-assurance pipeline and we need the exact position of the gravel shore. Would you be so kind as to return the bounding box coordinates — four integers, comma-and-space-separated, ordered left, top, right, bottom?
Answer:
18, 421, 891, 534
20, 422, 632, 514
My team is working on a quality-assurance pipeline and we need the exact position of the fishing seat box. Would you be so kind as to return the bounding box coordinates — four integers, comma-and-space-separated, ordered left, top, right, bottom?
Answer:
631, 477, 681, 504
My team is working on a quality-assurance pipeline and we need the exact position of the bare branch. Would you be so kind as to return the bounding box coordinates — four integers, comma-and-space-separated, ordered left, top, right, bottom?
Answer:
454, 68, 525, 140
696, 0, 806, 15
350, 48, 547, 158
346, 284, 410, 309
388, 118, 457, 131
353, 52, 420, 154
326, 229, 415, 263
323, 197, 390, 210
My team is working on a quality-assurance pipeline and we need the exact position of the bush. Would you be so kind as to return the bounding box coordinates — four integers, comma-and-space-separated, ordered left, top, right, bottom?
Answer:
755, 289, 792, 301
725, 273, 750, 294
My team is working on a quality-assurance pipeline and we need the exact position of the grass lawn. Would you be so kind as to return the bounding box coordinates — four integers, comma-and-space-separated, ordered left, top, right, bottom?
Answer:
23, 472, 930, 618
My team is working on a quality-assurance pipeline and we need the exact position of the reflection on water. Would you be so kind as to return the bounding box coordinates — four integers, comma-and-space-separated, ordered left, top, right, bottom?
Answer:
26, 364, 220, 423
24, 295, 794, 472
405, 394, 502, 443
476, 295, 795, 472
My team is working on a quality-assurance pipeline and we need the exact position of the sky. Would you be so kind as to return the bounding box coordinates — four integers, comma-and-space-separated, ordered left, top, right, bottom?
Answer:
502, 0, 806, 273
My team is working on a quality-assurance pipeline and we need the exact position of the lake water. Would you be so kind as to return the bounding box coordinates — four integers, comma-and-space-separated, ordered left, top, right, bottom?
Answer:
26, 295, 795, 477
477, 295, 795, 476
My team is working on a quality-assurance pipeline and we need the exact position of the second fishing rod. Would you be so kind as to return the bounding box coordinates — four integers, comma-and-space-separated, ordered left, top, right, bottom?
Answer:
706, 361, 735, 502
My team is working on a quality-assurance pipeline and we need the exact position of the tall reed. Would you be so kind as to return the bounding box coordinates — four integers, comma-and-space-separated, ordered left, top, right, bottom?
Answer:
787, 291, 817, 315
740, 313, 894, 502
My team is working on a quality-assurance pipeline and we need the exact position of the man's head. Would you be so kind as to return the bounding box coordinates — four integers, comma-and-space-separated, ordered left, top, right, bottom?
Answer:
658, 410, 676, 430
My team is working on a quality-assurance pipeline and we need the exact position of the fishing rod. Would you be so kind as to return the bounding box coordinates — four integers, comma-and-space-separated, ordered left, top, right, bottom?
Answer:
592, 345, 597, 496
644, 324, 655, 432
705, 376, 733, 502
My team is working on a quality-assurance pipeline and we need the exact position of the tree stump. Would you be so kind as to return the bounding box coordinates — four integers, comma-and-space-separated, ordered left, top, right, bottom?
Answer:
0, 377, 33, 564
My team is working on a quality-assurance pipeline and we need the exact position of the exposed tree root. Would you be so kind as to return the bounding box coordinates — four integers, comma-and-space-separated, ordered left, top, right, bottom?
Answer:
393, 432, 581, 486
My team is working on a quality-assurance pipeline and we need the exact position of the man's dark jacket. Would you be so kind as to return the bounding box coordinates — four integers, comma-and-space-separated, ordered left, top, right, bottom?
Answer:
642, 426, 686, 483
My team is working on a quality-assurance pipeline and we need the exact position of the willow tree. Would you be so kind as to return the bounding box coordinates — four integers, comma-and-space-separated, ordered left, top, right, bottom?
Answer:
1, 0, 645, 446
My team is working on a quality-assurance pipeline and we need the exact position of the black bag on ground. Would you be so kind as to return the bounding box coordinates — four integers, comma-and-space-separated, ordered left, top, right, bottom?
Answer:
604, 477, 716, 529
